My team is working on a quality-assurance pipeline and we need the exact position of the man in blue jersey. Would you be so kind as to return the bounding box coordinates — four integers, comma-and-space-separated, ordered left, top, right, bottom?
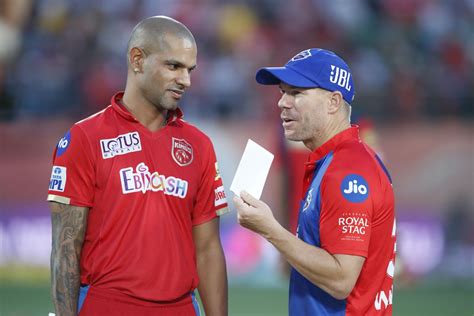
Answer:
234, 48, 396, 315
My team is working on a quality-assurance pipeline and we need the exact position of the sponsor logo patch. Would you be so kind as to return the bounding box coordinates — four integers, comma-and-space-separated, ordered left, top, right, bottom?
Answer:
100, 132, 141, 159
291, 49, 312, 61
215, 162, 221, 181
338, 212, 369, 239
120, 162, 188, 198
302, 188, 313, 212
214, 186, 227, 207
49, 166, 66, 192
329, 65, 352, 92
340, 174, 369, 203
172, 138, 193, 166
56, 131, 71, 157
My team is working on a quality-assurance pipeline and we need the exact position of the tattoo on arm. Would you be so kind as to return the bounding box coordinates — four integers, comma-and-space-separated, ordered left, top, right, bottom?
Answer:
50, 202, 89, 316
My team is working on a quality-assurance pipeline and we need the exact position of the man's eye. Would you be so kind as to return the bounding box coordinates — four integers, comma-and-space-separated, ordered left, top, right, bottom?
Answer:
168, 64, 178, 70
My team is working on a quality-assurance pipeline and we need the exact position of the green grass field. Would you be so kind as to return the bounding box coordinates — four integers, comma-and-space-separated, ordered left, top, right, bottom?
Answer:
0, 267, 472, 315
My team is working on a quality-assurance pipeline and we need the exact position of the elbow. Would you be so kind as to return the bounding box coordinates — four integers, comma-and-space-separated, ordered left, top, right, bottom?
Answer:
331, 289, 351, 300
327, 280, 354, 300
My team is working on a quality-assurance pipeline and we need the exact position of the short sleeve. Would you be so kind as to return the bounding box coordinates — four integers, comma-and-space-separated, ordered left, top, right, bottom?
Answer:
192, 140, 229, 226
47, 125, 95, 207
319, 169, 374, 258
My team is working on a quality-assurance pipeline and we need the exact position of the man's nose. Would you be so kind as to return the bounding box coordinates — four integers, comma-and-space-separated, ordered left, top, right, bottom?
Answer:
278, 94, 292, 109
176, 70, 191, 88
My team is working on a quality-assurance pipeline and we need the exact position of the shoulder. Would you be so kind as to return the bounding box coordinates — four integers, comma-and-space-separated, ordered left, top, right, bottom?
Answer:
322, 139, 382, 191
177, 119, 213, 147
74, 106, 112, 133
329, 139, 379, 175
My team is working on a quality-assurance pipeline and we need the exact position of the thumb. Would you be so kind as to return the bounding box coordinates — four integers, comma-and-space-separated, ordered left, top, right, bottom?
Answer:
240, 191, 261, 207
232, 194, 244, 207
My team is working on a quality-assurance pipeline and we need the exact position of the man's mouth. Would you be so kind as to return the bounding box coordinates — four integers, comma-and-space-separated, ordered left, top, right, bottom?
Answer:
169, 89, 184, 99
282, 116, 295, 124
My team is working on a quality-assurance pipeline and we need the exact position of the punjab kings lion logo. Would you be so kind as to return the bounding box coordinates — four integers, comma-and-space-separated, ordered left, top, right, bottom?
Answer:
172, 138, 193, 166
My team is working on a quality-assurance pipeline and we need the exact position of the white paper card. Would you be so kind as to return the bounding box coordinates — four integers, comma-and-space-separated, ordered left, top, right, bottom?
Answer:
230, 139, 274, 199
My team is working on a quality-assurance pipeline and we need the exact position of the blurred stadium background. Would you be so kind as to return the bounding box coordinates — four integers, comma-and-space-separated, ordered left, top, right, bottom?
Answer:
0, 0, 473, 315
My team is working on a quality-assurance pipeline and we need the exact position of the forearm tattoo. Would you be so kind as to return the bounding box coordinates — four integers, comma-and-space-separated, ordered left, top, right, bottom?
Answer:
50, 202, 88, 316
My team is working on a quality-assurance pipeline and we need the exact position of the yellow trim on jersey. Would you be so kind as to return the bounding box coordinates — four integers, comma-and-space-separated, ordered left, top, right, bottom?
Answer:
216, 207, 230, 216
47, 194, 71, 205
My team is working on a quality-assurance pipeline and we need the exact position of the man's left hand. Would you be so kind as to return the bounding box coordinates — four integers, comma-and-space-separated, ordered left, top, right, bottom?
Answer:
233, 191, 278, 238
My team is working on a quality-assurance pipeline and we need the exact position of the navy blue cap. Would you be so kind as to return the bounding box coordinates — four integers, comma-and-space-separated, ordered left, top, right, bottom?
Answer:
256, 48, 355, 104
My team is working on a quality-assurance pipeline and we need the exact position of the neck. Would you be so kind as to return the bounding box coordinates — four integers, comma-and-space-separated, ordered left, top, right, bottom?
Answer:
122, 84, 168, 132
304, 119, 350, 151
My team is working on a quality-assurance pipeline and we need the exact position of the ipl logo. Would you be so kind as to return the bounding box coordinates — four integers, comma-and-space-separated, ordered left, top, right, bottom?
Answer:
49, 166, 67, 192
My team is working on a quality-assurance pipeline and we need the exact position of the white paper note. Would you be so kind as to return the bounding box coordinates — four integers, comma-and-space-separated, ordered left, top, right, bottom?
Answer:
230, 139, 274, 199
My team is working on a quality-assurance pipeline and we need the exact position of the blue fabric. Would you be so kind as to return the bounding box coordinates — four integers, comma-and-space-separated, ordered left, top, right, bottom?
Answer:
77, 285, 90, 313
375, 154, 392, 184
289, 152, 347, 316
191, 291, 201, 316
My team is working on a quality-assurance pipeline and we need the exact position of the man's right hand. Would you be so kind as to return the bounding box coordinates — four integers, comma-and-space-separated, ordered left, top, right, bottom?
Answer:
50, 202, 89, 316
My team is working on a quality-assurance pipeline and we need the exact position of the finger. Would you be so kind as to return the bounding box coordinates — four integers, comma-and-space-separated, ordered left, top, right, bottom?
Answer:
240, 191, 261, 207
233, 195, 244, 208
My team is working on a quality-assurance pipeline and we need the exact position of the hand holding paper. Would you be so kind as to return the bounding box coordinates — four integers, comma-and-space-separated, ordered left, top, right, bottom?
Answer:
230, 139, 274, 199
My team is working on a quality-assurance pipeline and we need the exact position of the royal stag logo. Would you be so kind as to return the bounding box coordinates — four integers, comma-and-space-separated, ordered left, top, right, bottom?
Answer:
171, 138, 193, 166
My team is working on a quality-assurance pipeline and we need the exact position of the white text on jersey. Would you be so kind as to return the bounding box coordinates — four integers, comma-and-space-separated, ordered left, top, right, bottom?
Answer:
120, 162, 188, 198
100, 132, 142, 159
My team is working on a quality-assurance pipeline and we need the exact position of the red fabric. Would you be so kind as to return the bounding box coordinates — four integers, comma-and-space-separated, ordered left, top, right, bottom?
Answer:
304, 126, 396, 314
79, 286, 196, 316
48, 92, 228, 303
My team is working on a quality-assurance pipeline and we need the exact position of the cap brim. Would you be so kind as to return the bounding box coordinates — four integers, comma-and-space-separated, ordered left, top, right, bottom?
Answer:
255, 67, 317, 88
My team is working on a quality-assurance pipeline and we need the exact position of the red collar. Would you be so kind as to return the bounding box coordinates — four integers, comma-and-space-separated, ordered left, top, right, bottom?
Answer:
307, 125, 361, 164
110, 92, 184, 124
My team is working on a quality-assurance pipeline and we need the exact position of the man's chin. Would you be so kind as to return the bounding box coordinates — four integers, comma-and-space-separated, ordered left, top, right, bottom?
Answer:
284, 131, 300, 142
160, 99, 179, 111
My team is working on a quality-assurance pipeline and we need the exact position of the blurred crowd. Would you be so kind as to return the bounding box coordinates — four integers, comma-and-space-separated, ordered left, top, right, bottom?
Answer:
0, 0, 473, 121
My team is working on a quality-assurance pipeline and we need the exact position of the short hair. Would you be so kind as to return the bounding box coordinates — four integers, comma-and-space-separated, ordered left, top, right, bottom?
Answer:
126, 16, 195, 63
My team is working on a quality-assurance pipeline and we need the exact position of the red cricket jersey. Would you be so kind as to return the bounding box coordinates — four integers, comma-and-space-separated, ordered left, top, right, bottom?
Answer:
290, 126, 396, 315
47, 92, 229, 303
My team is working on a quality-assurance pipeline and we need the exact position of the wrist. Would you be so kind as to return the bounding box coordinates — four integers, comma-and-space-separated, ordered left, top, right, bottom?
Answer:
262, 219, 283, 242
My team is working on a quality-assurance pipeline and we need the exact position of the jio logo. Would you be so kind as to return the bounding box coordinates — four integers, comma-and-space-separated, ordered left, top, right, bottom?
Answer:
340, 174, 369, 203
57, 131, 71, 157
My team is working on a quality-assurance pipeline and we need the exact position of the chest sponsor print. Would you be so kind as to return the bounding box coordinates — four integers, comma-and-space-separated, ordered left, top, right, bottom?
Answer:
172, 138, 193, 166
120, 162, 188, 198
100, 132, 142, 159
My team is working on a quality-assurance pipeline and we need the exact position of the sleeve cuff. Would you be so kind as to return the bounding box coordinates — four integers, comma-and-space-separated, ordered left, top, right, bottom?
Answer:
47, 194, 71, 205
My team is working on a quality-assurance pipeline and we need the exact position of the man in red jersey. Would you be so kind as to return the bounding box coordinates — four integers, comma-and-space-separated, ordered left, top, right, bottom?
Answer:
48, 16, 229, 316
234, 48, 396, 315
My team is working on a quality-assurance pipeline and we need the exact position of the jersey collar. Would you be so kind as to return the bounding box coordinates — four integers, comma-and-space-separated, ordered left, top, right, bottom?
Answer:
307, 125, 361, 164
110, 92, 184, 125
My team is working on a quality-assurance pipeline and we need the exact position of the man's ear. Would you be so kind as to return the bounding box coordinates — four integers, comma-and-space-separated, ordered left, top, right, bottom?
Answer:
327, 91, 344, 114
129, 47, 145, 73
